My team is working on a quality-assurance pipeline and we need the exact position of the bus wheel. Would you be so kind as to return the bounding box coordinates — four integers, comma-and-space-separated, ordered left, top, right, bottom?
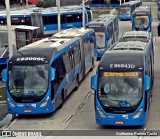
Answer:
59, 91, 64, 109
74, 76, 79, 91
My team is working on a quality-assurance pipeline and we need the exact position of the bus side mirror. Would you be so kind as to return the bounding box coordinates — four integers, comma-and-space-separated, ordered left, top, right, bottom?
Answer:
144, 75, 150, 91
91, 75, 97, 90
2, 68, 7, 83
50, 68, 56, 81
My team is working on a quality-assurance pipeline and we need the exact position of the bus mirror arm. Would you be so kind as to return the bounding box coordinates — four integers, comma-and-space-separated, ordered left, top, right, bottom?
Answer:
91, 75, 97, 90
144, 75, 151, 91
1, 68, 7, 83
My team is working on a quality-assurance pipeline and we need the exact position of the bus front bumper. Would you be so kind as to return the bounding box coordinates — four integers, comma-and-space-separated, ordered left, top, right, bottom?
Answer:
95, 111, 146, 126
7, 101, 55, 114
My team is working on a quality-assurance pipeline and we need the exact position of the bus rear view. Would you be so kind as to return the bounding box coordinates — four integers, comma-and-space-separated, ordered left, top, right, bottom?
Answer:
91, 51, 151, 126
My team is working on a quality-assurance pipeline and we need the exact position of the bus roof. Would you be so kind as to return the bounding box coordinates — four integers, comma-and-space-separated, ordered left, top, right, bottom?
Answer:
120, 31, 152, 42
120, 1, 136, 6
133, 6, 151, 16
109, 41, 147, 51
52, 27, 94, 38
98, 14, 118, 20
9, 37, 79, 65
99, 50, 144, 71
86, 17, 112, 26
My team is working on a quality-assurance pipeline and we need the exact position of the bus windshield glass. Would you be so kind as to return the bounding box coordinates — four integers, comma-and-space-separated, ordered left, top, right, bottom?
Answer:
0, 46, 8, 57
119, 7, 130, 15
98, 71, 143, 108
134, 16, 149, 30
8, 65, 48, 98
95, 32, 105, 48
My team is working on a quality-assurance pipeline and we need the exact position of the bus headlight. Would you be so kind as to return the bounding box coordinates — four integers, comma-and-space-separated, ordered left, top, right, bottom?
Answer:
96, 107, 106, 118
40, 96, 50, 107
133, 108, 143, 119
7, 98, 15, 107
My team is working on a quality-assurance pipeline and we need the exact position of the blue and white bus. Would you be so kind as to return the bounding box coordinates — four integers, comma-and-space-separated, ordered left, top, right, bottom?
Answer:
0, 6, 93, 35
85, 14, 119, 60
91, 32, 154, 126
131, 6, 152, 32
2, 28, 95, 114
119, 1, 138, 20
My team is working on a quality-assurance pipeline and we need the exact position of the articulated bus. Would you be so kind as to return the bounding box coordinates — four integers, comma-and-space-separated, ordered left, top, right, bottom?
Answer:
91, 32, 154, 126
98, 14, 119, 43
131, 6, 152, 32
52, 27, 95, 81
119, 1, 138, 20
2, 29, 95, 114
0, 6, 93, 35
85, 14, 119, 60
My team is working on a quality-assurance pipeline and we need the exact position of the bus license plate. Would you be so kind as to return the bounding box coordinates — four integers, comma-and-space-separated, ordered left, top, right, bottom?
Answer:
115, 121, 124, 125
24, 109, 32, 112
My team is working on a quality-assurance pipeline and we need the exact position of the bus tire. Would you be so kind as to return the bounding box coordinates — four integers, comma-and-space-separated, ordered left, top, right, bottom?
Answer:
74, 75, 79, 91
59, 91, 64, 109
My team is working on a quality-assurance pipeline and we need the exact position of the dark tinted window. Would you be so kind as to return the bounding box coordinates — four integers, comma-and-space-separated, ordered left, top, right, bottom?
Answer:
107, 23, 113, 36
65, 14, 75, 23
43, 16, 49, 25
48, 15, 57, 24
0, 18, 6, 25
53, 56, 66, 81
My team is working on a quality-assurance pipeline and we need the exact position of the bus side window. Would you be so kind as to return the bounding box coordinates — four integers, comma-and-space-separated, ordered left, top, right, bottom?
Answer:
77, 13, 82, 22
73, 44, 81, 65
83, 38, 91, 56
63, 51, 72, 73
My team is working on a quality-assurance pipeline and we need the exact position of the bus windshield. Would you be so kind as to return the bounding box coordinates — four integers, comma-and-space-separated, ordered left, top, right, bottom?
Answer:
8, 65, 48, 98
95, 32, 105, 48
98, 71, 143, 108
134, 16, 149, 30
0, 46, 8, 57
119, 7, 130, 15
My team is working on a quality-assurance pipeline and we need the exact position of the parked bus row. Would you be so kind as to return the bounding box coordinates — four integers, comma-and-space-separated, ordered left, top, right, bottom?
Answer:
0, 5, 93, 35
91, 31, 154, 126
2, 27, 95, 114
85, 14, 119, 60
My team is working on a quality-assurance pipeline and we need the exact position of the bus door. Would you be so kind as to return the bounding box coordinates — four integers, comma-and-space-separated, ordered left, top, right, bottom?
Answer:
70, 48, 75, 81
83, 36, 92, 74
80, 38, 85, 79
51, 56, 66, 106
31, 12, 43, 36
